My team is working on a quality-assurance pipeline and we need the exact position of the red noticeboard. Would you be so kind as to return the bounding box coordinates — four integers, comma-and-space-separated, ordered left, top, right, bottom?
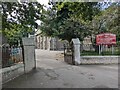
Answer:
96, 33, 116, 45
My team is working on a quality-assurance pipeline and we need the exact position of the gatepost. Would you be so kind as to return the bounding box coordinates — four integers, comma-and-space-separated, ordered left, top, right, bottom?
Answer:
22, 38, 36, 73
71, 38, 81, 65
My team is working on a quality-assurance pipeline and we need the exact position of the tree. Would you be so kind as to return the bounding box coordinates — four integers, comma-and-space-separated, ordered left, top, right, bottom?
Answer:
92, 3, 120, 43
1, 1, 43, 45
4, 23, 32, 45
40, 2, 101, 42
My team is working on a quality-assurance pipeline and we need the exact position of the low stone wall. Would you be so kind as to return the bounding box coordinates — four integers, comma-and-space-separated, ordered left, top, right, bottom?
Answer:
2, 63, 24, 84
81, 56, 120, 64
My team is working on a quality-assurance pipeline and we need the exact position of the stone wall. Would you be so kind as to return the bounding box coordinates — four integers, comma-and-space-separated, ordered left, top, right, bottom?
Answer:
81, 56, 119, 64
65, 55, 119, 65
2, 63, 24, 84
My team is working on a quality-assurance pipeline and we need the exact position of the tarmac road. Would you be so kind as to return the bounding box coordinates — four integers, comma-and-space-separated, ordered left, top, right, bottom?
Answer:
2, 49, 119, 89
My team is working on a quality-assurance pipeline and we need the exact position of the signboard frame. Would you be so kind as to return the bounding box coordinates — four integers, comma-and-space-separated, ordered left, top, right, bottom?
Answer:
96, 33, 116, 55
96, 33, 116, 46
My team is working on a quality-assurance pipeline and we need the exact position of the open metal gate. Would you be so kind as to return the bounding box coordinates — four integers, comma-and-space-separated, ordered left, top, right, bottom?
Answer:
64, 44, 74, 65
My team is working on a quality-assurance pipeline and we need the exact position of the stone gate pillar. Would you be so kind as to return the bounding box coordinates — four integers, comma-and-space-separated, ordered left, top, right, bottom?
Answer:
22, 38, 36, 73
71, 38, 81, 65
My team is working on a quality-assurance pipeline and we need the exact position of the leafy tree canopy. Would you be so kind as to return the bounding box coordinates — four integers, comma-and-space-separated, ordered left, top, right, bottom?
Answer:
40, 2, 102, 42
1, 1, 43, 45
92, 3, 120, 42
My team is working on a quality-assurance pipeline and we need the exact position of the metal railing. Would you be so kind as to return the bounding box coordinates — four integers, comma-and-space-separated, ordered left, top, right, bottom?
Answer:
64, 44, 74, 64
2, 45, 23, 68
81, 44, 120, 56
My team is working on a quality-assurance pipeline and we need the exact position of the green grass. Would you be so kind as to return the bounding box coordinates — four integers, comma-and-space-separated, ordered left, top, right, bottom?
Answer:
81, 50, 120, 56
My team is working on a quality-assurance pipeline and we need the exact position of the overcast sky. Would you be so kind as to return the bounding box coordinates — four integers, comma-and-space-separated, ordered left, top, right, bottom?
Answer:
36, 0, 50, 26
37, 0, 49, 6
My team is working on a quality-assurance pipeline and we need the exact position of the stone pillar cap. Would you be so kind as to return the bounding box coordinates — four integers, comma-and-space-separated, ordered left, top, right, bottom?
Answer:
22, 38, 35, 46
71, 38, 80, 45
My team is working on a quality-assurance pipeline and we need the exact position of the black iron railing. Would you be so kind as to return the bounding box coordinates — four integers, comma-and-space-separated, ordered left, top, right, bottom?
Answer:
64, 44, 74, 64
2, 45, 23, 68
81, 44, 120, 56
